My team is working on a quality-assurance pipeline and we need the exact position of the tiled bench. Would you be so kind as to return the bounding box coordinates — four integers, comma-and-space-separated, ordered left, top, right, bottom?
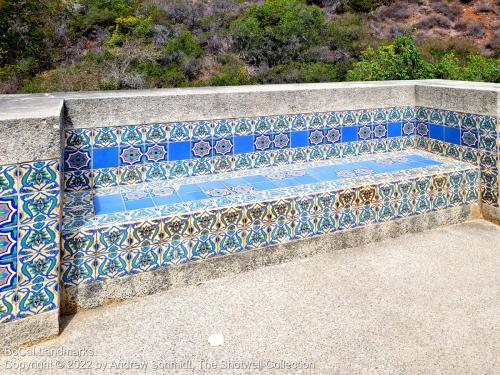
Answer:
2, 81, 497, 348
62, 150, 478, 288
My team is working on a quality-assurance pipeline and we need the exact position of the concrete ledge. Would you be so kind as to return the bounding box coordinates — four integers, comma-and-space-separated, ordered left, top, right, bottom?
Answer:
0, 97, 63, 165
416, 81, 499, 116
0, 310, 59, 349
62, 82, 416, 129
62, 204, 478, 314
0, 117, 62, 165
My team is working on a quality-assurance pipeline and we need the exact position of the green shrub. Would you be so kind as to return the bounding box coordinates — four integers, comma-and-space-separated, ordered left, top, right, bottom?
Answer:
328, 13, 375, 56
230, 0, 325, 66
347, 34, 434, 80
343, 0, 385, 13
419, 37, 480, 64
211, 59, 251, 86
20, 60, 103, 93
258, 62, 338, 84
69, 0, 140, 35
107, 15, 154, 45
164, 30, 203, 62
0, 0, 63, 68
436, 53, 500, 82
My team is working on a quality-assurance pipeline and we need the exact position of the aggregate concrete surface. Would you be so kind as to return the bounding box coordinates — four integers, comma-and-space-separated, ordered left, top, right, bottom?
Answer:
1, 219, 499, 375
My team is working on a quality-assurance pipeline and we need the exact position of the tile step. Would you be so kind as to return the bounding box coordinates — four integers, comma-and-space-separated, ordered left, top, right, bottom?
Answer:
62, 150, 476, 231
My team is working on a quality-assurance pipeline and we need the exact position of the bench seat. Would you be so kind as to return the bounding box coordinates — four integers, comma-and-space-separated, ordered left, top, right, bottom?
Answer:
61, 150, 478, 287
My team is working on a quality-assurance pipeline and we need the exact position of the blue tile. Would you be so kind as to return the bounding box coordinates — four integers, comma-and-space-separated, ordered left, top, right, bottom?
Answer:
93, 147, 119, 168
176, 184, 201, 194
169, 141, 191, 161
64, 150, 91, 171
124, 197, 155, 211
152, 194, 182, 207
94, 194, 125, 215
293, 175, 319, 184
213, 138, 233, 156
253, 134, 272, 151
308, 170, 337, 181
273, 179, 301, 188
252, 181, 277, 191
234, 135, 254, 154
198, 181, 226, 190
444, 127, 461, 145
290, 130, 309, 148
0, 226, 17, 260
144, 144, 168, 163
341, 126, 357, 143
308, 130, 325, 146
244, 175, 268, 183
372, 124, 387, 139
387, 122, 402, 138
272, 133, 290, 149
405, 154, 425, 162
0, 196, 17, 229
429, 123, 444, 141
357, 125, 372, 140
461, 130, 478, 148
0, 165, 17, 197
0, 257, 16, 292
179, 191, 208, 201
119, 146, 144, 165
410, 159, 441, 168
191, 139, 213, 158
223, 178, 249, 187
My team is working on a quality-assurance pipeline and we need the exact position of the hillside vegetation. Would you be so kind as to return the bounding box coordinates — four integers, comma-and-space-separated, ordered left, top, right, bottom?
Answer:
0, 0, 498, 94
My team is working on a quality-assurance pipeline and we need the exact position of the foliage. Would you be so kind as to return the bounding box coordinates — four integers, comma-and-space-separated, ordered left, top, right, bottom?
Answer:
347, 34, 434, 80
348, 34, 500, 82
20, 60, 103, 93
328, 13, 375, 56
230, 0, 325, 66
258, 62, 338, 83
0, 0, 499, 94
342, 0, 387, 13
0, 0, 63, 68
419, 37, 480, 63
210, 54, 251, 86
436, 53, 500, 82
68, 0, 141, 36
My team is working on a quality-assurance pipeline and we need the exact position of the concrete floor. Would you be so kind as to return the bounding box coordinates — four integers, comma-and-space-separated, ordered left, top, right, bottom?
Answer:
1, 220, 499, 374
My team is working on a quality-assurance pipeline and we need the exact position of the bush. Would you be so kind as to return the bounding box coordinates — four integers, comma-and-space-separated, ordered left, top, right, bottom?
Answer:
415, 15, 453, 30
455, 21, 485, 38
431, 1, 462, 21
328, 13, 375, 56
211, 58, 251, 86
257, 62, 338, 84
69, 0, 141, 36
386, 2, 412, 21
164, 30, 203, 62
419, 37, 480, 63
130, 29, 204, 86
107, 15, 154, 45
20, 60, 103, 93
436, 52, 500, 82
0, 0, 64, 68
347, 34, 434, 80
485, 32, 500, 57
342, 0, 386, 13
230, 0, 325, 66
475, 2, 492, 13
